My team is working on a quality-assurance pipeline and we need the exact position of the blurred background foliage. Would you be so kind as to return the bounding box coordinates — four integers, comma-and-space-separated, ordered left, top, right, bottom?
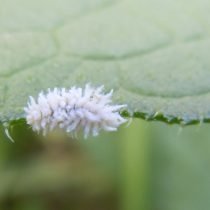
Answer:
0, 120, 210, 210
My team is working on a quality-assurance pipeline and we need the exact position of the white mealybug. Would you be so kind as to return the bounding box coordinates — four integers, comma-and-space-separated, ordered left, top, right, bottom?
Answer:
24, 84, 127, 138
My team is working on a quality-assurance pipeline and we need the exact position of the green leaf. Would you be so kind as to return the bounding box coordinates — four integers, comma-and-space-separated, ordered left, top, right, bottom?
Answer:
0, 0, 210, 125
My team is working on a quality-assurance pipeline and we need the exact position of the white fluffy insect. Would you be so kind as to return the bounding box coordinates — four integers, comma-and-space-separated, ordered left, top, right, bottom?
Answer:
24, 84, 127, 138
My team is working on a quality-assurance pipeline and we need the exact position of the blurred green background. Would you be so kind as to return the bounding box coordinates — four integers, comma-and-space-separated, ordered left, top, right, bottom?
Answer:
0, 120, 210, 210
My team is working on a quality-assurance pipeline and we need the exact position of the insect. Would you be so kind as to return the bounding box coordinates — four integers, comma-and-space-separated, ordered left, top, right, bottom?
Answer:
24, 84, 127, 138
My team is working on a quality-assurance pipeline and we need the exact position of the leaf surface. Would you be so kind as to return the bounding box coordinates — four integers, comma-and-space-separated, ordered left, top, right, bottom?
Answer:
1, 0, 210, 125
